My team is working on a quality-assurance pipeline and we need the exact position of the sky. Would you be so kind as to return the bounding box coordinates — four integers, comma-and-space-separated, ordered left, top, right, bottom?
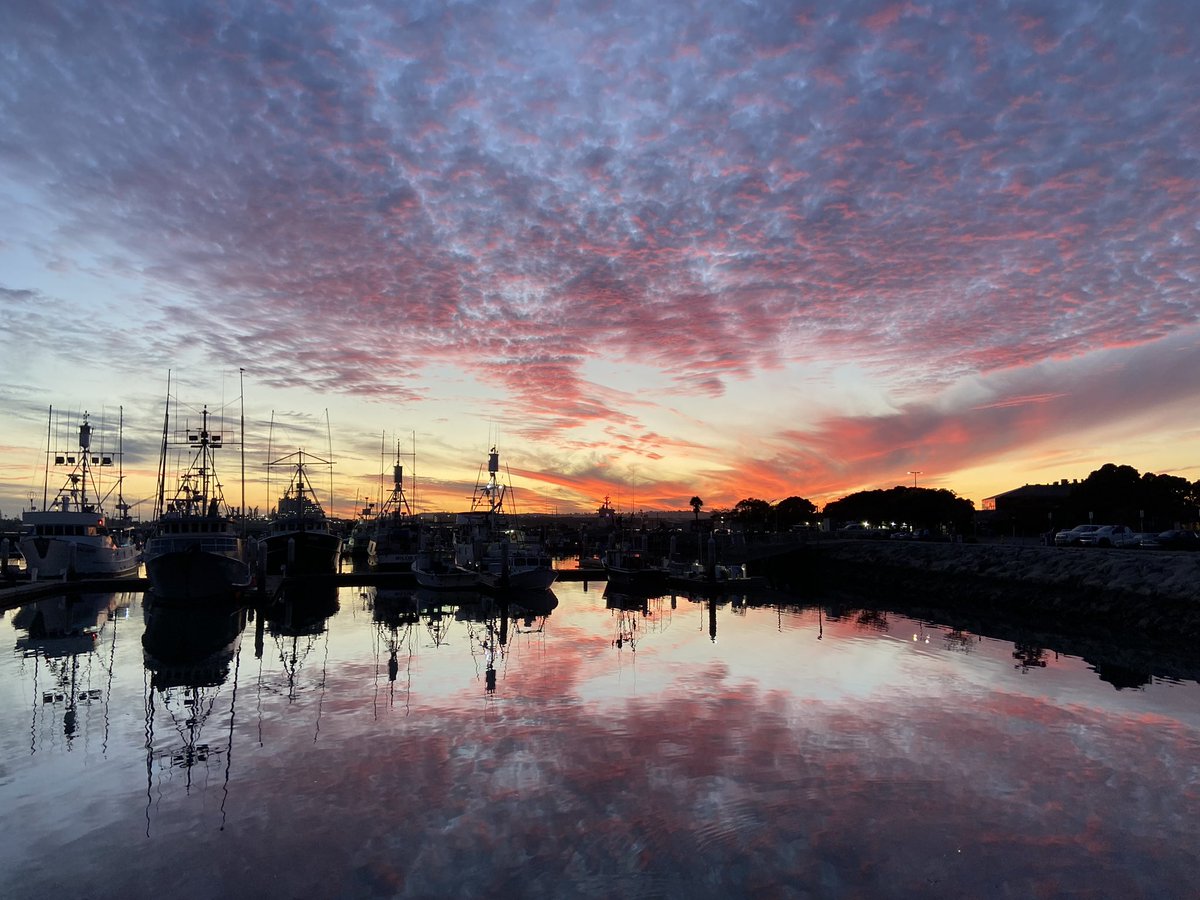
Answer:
2, 0, 1199, 520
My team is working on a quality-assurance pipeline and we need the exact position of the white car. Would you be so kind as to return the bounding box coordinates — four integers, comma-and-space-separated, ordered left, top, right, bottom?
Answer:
1054, 524, 1100, 546
1078, 525, 1138, 548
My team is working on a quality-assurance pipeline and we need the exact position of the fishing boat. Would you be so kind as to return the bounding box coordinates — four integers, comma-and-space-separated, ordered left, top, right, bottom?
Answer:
343, 500, 376, 564
452, 447, 557, 592
20, 410, 140, 579
143, 403, 254, 602
667, 561, 768, 594
412, 546, 482, 589
602, 544, 669, 591
261, 450, 343, 575
368, 443, 421, 571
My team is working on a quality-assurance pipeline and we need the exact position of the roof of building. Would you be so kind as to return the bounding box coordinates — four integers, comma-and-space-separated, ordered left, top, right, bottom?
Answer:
983, 481, 1076, 504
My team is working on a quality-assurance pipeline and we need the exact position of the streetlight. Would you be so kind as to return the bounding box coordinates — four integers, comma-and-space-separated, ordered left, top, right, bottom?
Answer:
908, 470, 922, 488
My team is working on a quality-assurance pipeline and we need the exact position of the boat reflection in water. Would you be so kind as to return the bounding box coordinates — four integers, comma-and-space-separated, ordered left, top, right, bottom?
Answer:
368, 586, 421, 699
259, 581, 340, 706
452, 589, 558, 693
142, 596, 248, 689
604, 585, 673, 654
141, 595, 249, 831
12, 591, 133, 752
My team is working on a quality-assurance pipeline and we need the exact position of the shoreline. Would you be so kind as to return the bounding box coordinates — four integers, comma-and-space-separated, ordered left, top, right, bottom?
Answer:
764, 539, 1200, 643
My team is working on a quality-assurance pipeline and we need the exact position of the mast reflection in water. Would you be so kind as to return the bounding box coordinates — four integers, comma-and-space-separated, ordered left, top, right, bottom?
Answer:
1, 579, 1198, 897
141, 596, 248, 833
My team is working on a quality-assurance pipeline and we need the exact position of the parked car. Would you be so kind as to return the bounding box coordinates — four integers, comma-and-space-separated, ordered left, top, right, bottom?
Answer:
838, 524, 884, 538
1054, 524, 1101, 546
1152, 530, 1200, 551
1078, 525, 1138, 548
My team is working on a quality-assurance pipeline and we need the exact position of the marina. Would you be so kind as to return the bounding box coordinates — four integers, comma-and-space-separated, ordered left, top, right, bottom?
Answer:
5, 6, 1200, 895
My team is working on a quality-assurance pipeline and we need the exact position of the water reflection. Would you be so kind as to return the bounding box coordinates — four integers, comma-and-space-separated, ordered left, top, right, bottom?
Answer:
606, 585, 673, 655
368, 587, 422, 711
11, 591, 133, 753
259, 583, 339, 706
141, 597, 248, 832
2, 579, 1199, 896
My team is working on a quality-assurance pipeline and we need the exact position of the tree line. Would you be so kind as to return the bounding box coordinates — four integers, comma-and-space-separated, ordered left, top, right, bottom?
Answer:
691, 463, 1200, 536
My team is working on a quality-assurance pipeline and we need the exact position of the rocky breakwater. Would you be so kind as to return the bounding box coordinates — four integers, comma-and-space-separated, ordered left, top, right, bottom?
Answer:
806, 540, 1200, 642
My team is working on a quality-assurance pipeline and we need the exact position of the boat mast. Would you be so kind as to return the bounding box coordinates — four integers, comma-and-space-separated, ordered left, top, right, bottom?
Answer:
42, 405, 51, 510
116, 405, 129, 523
78, 412, 93, 512
325, 409, 334, 520
266, 411, 275, 515
239, 367, 246, 523
155, 372, 171, 521
200, 406, 212, 511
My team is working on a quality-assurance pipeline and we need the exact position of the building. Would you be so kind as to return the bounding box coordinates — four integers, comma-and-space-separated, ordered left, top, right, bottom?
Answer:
981, 480, 1080, 536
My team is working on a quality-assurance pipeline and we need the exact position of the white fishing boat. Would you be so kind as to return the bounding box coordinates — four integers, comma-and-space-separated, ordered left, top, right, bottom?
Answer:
143, 402, 254, 602
411, 547, 481, 589
452, 447, 557, 592
20, 409, 140, 579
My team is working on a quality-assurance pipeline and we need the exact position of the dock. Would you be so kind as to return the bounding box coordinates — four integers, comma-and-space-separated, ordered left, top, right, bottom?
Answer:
0, 575, 150, 611
2, 566, 604, 612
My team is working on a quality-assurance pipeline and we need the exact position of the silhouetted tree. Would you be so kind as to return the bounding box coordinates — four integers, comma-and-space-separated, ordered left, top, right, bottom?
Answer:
822, 486, 973, 535
774, 496, 817, 527
730, 497, 772, 528
689, 496, 704, 522
1069, 464, 1197, 529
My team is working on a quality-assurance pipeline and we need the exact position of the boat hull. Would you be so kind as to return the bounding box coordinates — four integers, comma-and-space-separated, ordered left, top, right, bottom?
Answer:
262, 530, 343, 575
478, 565, 558, 592
411, 551, 481, 589
19, 535, 140, 579
603, 565, 668, 591
145, 541, 253, 602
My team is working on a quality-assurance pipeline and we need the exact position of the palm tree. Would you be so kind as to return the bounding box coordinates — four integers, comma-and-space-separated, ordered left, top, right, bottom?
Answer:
689, 496, 704, 522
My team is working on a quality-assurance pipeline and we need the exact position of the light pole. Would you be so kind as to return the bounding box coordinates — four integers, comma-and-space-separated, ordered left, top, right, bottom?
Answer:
908, 470, 922, 488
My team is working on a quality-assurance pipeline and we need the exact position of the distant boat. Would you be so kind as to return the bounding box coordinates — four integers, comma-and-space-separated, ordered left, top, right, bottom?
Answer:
452, 447, 557, 593
411, 547, 481, 590
143, 403, 254, 602
667, 561, 767, 594
343, 500, 376, 564
261, 450, 343, 575
20, 409, 140, 579
602, 543, 668, 591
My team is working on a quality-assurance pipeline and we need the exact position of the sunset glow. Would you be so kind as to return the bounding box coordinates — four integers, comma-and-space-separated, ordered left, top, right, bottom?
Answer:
2, 1, 1198, 518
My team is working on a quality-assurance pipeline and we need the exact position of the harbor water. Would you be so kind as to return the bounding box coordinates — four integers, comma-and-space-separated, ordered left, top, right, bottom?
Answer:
2, 576, 1197, 898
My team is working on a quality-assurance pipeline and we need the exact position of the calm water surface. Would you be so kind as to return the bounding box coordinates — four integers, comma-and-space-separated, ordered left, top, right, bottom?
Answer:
2, 577, 1197, 898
